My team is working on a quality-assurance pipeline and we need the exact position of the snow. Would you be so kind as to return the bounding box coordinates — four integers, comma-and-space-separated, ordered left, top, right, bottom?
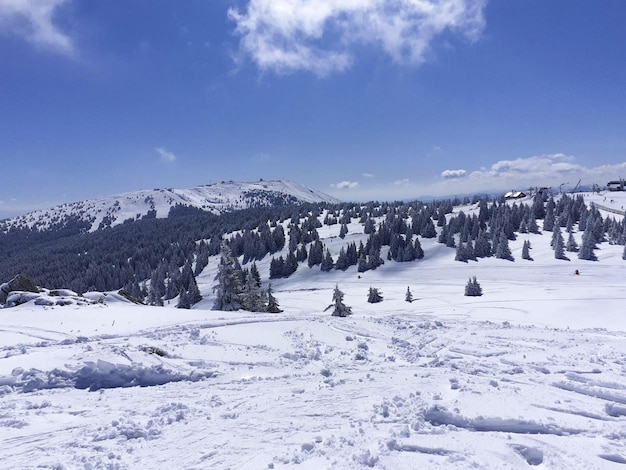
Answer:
1, 192, 626, 468
0, 180, 340, 232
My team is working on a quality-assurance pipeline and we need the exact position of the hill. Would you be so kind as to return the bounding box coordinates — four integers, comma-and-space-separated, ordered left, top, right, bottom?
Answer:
0, 179, 340, 233
1, 189, 626, 468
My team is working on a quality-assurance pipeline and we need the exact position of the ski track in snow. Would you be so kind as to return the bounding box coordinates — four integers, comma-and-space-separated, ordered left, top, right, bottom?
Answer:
1, 304, 626, 469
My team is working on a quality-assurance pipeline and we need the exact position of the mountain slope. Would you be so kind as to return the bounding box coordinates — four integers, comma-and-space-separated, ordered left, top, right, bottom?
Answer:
1, 180, 340, 233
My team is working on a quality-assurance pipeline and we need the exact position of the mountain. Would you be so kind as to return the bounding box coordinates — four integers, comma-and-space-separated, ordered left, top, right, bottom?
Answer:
0, 180, 340, 233
1, 189, 626, 469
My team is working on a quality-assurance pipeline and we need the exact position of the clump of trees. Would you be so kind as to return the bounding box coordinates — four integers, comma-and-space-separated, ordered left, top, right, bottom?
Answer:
465, 276, 483, 297
212, 244, 281, 313
367, 287, 383, 303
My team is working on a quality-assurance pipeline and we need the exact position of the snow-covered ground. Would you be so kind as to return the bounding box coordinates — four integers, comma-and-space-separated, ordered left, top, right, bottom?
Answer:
1, 191, 626, 469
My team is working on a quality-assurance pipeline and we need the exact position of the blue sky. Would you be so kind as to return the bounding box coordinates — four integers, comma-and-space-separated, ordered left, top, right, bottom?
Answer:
1, 0, 626, 218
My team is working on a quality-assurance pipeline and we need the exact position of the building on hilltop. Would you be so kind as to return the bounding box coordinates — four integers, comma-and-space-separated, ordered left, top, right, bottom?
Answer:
504, 190, 527, 199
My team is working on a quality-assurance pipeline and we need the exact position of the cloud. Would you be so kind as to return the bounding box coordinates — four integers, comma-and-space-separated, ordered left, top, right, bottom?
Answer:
441, 169, 466, 179
440, 154, 626, 194
362, 172, 375, 178
0, 0, 74, 54
155, 147, 177, 163
229, 0, 487, 76
326, 154, 626, 203
333, 181, 359, 189
468, 154, 584, 182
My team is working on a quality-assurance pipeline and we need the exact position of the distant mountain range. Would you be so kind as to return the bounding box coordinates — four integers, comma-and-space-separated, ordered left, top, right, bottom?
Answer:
0, 180, 340, 233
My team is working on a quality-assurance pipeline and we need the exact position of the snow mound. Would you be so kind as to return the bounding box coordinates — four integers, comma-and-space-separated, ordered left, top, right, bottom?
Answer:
3, 360, 217, 393
3, 290, 97, 308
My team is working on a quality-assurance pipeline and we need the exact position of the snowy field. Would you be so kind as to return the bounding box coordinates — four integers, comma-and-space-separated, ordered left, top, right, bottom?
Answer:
2, 193, 626, 469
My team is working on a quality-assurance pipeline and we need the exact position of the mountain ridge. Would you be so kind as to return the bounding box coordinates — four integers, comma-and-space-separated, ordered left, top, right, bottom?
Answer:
1, 180, 340, 233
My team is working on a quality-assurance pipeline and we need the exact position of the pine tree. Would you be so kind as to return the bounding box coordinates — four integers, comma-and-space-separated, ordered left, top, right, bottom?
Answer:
474, 229, 492, 258
553, 225, 567, 260
578, 227, 597, 261
455, 242, 468, 262
414, 237, 424, 259
269, 256, 285, 279
250, 263, 262, 288
623, 244, 626, 261
543, 200, 555, 232
148, 267, 165, 306
320, 249, 334, 272
177, 289, 191, 309
330, 285, 352, 317
405, 286, 413, 303
307, 240, 324, 267
494, 232, 513, 261
566, 231, 579, 252
464, 276, 483, 296
266, 284, 282, 313
283, 251, 298, 277
521, 239, 532, 260
187, 275, 203, 305
212, 244, 243, 311
367, 287, 383, 303
335, 247, 349, 270
241, 271, 265, 312
339, 223, 348, 239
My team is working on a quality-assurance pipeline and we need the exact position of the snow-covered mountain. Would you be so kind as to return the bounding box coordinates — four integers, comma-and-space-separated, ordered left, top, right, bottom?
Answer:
1, 180, 340, 232
1, 190, 626, 469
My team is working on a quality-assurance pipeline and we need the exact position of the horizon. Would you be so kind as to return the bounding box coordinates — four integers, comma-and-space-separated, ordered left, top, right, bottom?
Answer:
0, 177, 605, 222
1, 1, 626, 218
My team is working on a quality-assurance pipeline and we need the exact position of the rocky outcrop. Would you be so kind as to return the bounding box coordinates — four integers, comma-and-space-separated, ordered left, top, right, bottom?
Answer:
0, 274, 39, 305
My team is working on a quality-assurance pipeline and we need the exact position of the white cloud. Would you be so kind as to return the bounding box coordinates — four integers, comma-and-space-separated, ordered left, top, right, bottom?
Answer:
326, 154, 626, 202
443, 154, 626, 195
362, 172, 375, 178
441, 169, 466, 179
468, 154, 583, 182
333, 181, 359, 189
0, 0, 73, 54
155, 147, 177, 163
229, 0, 487, 76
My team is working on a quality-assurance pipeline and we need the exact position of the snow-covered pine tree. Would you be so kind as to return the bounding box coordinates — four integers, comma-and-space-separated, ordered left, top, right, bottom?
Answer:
464, 276, 483, 296
331, 284, 352, 317
521, 239, 532, 260
405, 286, 413, 303
241, 270, 265, 312
187, 275, 203, 305
266, 284, 282, 313
320, 249, 334, 272
339, 223, 348, 239
177, 289, 190, 309
335, 247, 349, 270
578, 226, 597, 261
566, 231, 579, 252
494, 232, 514, 260
553, 225, 567, 260
212, 244, 243, 311
307, 240, 324, 267
367, 287, 383, 303
455, 242, 468, 262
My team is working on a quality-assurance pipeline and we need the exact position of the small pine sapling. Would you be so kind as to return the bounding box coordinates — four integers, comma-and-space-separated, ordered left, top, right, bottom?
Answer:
464, 276, 483, 297
367, 287, 383, 303
405, 286, 413, 303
